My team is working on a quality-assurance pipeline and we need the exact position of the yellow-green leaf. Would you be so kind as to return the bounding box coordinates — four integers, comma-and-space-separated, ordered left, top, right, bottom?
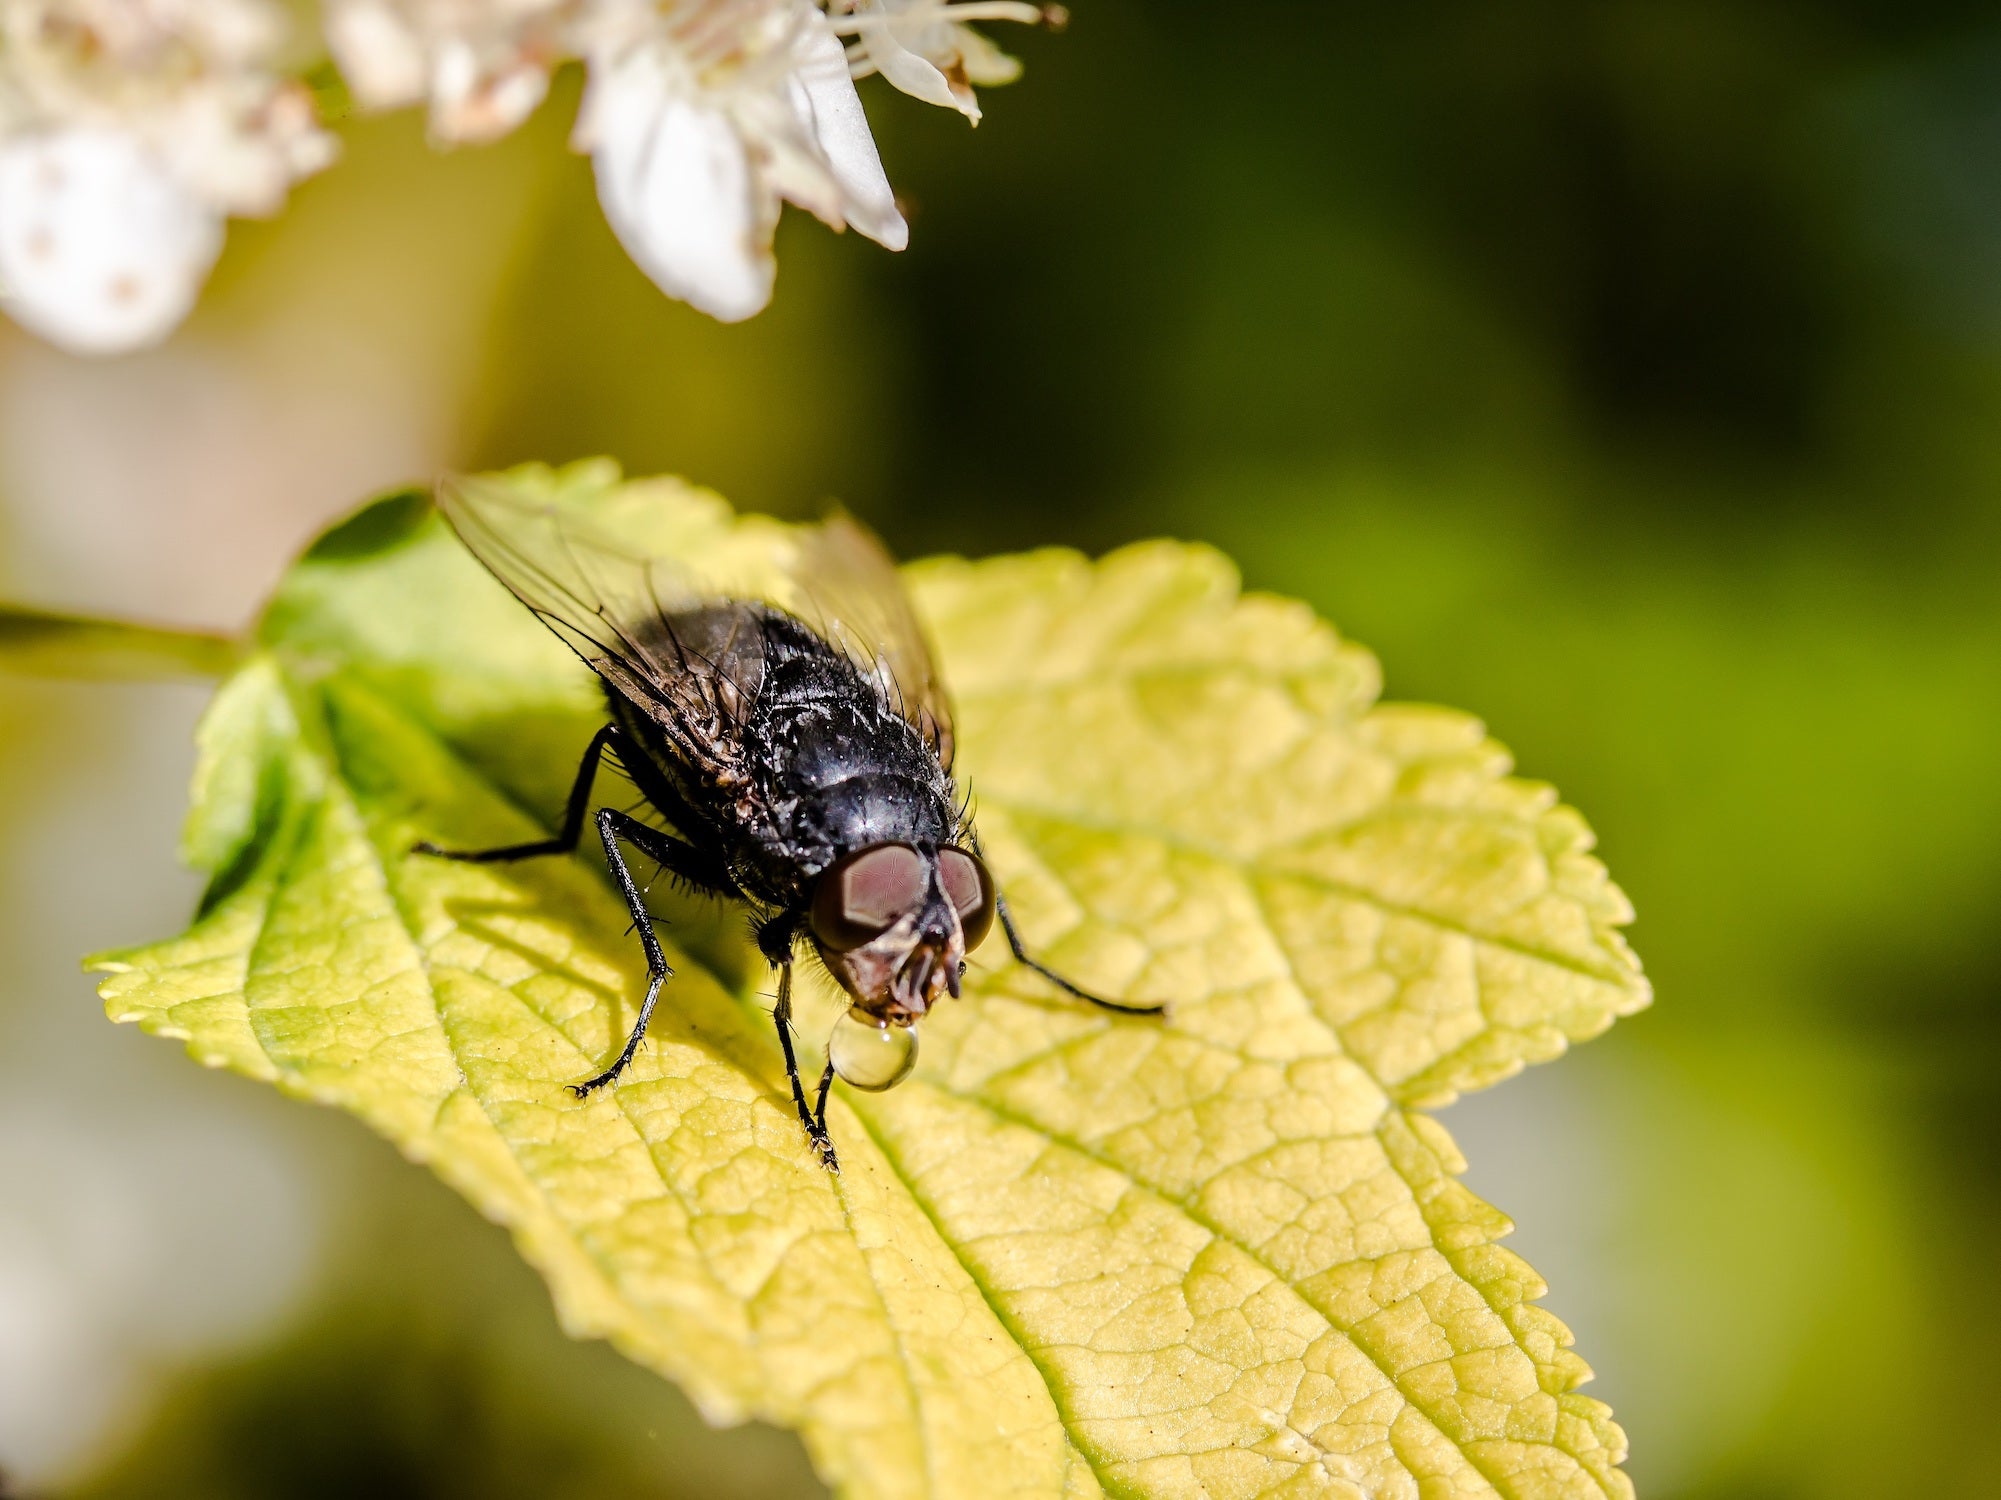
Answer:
94, 462, 1648, 1500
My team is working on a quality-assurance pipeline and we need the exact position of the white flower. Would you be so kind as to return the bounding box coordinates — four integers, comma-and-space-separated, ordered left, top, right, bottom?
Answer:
0, 0, 1062, 349
577, 0, 904, 321
0, 0, 334, 353
584, 49, 771, 321
0, 126, 220, 351
324, 0, 572, 143
830, 0, 1051, 124
320, 0, 1054, 322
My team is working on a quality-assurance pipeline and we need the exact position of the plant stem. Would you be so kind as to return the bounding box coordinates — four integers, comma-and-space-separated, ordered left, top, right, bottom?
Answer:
0, 604, 240, 681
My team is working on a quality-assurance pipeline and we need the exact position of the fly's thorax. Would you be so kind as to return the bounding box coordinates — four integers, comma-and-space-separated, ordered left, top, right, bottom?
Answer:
749, 625, 955, 833
796, 771, 956, 860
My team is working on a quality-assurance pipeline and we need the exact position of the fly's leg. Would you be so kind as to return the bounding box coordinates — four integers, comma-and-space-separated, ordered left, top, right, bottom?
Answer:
969, 830, 1168, 1019
760, 914, 839, 1170
413, 729, 734, 1099
813, 1059, 836, 1140
771, 962, 839, 1172
414, 724, 622, 863
571, 808, 727, 1098
994, 894, 1163, 1016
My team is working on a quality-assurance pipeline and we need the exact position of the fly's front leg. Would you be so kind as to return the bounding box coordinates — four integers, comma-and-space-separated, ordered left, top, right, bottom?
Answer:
972, 830, 1168, 1019
570, 807, 709, 1098
415, 724, 622, 863
771, 962, 839, 1172
813, 1059, 836, 1139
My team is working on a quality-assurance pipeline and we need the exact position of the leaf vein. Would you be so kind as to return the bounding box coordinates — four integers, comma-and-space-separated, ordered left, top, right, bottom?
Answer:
839, 1101, 1147, 1500
990, 793, 1637, 989
940, 1084, 1608, 1500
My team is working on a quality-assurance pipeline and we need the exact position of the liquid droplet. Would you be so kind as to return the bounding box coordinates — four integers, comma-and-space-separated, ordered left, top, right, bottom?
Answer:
828, 1009, 919, 1092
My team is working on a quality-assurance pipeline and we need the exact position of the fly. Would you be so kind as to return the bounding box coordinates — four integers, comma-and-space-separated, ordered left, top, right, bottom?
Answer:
414, 479, 1163, 1171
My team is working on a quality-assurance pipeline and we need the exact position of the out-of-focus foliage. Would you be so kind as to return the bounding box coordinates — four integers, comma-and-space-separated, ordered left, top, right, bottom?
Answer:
94, 464, 1644, 1499
66, 1117, 827, 1500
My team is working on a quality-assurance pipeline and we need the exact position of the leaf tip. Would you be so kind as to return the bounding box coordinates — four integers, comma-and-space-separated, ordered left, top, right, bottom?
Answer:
298, 486, 437, 565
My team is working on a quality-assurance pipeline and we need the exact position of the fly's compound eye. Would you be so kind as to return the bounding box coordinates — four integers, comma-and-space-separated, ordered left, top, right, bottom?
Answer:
812, 843, 929, 951
938, 847, 995, 952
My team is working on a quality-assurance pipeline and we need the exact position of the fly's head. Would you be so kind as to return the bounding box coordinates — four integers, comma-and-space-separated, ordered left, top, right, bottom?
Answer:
809, 842, 996, 1091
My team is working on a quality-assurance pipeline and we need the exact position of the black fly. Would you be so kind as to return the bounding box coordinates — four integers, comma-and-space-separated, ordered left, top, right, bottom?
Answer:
415, 480, 1162, 1171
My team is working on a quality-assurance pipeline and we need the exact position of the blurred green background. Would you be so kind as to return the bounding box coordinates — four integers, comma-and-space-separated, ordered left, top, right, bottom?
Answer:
5, 2, 2001, 1495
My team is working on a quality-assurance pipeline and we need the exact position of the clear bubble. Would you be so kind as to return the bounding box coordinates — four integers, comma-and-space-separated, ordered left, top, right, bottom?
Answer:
828, 1009, 919, 1092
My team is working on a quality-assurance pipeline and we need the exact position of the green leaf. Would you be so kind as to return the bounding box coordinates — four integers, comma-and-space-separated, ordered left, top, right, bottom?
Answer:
0, 603, 239, 680
94, 462, 1648, 1500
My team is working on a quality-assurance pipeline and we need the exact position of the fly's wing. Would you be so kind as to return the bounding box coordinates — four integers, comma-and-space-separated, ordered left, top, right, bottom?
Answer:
783, 512, 956, 771
436, 477, 765, 786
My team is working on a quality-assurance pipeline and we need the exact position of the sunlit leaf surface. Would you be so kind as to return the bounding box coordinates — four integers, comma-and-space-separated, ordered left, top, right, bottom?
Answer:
94, 462, 1648, 1499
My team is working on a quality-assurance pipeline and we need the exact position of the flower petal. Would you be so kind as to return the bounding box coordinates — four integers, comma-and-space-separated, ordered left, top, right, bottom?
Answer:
783, 2, 907, 251
0, 129, 224, 356
954, 25, 1023, 87
430, 37, 552, 144
853, 5, 982, 123
324, 0, 429, 111
587, 52, 774, 323
868, 32, 974, 121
